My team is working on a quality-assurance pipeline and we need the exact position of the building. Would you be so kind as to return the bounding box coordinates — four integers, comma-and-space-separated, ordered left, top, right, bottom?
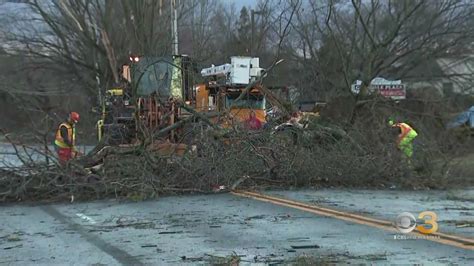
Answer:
405, 56, 474, 96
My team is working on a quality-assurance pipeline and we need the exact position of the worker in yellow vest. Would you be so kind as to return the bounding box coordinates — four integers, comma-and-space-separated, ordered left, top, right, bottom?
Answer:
54, 112, 80, 165
389, 119, 418, 158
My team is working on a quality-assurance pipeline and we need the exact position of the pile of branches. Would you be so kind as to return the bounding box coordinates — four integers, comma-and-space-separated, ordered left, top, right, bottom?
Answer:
1, 97, 471, 203
0, 124, 420, 203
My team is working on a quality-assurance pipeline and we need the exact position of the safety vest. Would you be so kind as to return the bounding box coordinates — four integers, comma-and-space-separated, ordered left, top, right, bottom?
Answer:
394, 122, 417, 144
54, 122, 75, 148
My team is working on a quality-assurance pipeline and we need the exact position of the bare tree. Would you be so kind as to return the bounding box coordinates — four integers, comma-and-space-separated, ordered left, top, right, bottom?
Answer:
291, 0, 474, 99
3, 0, 191, 100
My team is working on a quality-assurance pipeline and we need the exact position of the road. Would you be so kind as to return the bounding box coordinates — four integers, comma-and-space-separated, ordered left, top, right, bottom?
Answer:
1, 190, 473, 265
267, 188, 474, 237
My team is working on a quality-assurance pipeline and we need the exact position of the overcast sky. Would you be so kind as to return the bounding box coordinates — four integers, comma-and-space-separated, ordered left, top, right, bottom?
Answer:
229, 0, 257, 9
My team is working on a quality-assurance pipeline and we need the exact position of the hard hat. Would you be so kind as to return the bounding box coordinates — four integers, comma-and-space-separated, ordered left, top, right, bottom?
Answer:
70, 112, 80, 122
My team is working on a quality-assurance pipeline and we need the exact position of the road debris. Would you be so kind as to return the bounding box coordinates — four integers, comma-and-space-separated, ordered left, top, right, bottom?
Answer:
158, 231, 183, 234
455, 221, 474, 228
244, 215, 266, 221
141, 244, 157, 248
204, 253, 241, 265
103, 216, 155, 229
1, 232, 23, 242
76, 213, 97, 224
289, 244, 321, 249
3, 244, 22, 250
7, 234, 21, 242
180, 255, 204, 262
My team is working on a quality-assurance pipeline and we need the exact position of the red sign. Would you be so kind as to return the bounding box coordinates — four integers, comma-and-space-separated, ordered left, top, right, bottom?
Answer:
373, 84, 406, 98
352, 84, 406, 99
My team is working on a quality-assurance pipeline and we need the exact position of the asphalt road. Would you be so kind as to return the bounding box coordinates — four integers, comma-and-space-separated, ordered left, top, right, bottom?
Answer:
1, 192, 473, 265
268, 188, 474, 237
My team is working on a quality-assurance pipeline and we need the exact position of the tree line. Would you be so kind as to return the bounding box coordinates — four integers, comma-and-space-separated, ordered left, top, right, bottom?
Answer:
1, 0, 473, 131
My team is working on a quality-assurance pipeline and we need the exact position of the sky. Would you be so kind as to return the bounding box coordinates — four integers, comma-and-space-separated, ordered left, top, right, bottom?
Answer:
229, 0, 257, 9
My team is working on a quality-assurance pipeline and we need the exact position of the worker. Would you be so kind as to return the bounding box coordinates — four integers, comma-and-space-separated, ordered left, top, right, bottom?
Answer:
54, 112, 80, 165
389, 119, 418, 158
245, 111, 262, 130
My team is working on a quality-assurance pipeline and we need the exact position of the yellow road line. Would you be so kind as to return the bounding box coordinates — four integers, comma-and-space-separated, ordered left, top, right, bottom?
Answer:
231, 190, 474, 251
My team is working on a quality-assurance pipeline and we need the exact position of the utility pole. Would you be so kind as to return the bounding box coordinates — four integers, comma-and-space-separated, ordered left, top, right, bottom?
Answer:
171, 0, 179, 55
250, 9, 262, 57
94, 25, 102, 107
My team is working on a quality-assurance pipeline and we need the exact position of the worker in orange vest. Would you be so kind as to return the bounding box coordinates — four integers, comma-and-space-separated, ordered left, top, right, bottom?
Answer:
54, 112, 80, 165
245, 111, 263, 130
389, 119, 418, 158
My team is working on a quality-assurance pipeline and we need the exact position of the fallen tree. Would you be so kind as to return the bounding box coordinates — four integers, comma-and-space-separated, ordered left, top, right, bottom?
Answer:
1, 95, 473, 203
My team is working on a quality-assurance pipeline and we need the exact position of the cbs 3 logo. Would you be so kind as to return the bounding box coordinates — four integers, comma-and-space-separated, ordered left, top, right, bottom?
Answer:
395, 211, 438, 234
